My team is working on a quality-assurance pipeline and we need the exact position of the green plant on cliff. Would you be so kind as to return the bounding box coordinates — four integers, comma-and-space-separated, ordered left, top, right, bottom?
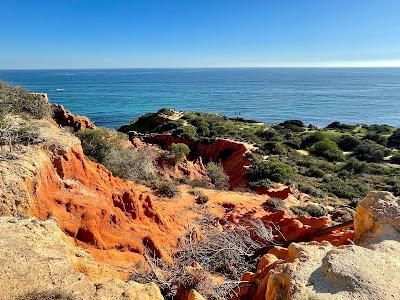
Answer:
309, 140, 344, 161
322, 176, 369, 200
170, 143, 190, 162
388, 129, 400, 149
246, 159, 296, 185
206, 162, 229, 190
263, 198, 286, 212
76, 127, 129, 163
151, 178, 180, 198
352, 140, 390, 162
172, 125, 198, 140
291, 204, 327, 217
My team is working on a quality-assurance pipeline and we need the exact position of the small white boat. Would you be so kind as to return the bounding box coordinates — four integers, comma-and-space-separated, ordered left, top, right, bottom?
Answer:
56, 88, 65, 92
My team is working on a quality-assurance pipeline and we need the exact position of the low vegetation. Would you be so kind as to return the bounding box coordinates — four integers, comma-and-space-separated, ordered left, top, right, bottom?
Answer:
263, 198, 286, 212
170, 143, 190, 162
0, 82, 51, 151
151, 178, 180, 198
0, 81, 50, 119
119, 108, 400, 207
206, 162, 229, 190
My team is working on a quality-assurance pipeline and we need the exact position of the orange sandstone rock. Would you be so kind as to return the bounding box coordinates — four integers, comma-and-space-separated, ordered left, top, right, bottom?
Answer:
52, 104, 96, 131
31, 145, 184, 273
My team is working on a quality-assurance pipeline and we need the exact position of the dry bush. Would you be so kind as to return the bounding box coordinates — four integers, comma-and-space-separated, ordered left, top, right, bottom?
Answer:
0, 81, 50, 119
150, 178, 180, 198
195, 191, 209, 204
131, 217, 275, 299
103, 147, 158, 183
0, 119, 42, 150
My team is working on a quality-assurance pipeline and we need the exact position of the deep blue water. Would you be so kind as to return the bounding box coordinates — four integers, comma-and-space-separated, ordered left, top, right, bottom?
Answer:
0, 68, 399, 128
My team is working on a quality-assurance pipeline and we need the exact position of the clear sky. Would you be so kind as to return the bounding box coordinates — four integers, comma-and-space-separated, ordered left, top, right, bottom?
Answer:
1, 0, 400, 69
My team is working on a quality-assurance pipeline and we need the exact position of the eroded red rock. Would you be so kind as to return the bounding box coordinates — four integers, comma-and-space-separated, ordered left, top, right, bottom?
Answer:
52, 104, 96, 131
143, 134, 253, 188
31, 145, 183, 273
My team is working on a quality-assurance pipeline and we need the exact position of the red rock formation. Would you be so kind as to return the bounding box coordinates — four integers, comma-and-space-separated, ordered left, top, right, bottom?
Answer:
220, 208, 335, 243
30, 145, 185, 273
143, 134, 252, 188
52, 104, 96, 131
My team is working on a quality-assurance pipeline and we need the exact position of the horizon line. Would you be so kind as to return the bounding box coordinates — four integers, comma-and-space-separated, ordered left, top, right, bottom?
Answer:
2, 59, 400, 70
2, 65, 400, 71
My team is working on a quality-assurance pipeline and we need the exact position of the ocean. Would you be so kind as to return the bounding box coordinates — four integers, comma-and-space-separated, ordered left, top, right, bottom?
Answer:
0, 68, 399, 128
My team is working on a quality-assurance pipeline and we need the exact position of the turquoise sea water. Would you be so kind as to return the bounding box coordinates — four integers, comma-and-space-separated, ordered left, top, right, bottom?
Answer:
0, 68, 399, 128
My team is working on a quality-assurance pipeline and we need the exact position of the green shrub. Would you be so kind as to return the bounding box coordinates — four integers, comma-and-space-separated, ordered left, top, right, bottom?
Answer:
190, 118, 210, 137
338, 135, 361, 151
206, 162, 229, 190
305, 166, 325, 178
263, 198, 286, 212
262, 141, 287, 155
342, 158, 369, 174
310, 140, 343, 161
301, 131, 329, 148
151, 179, 180, 198
364, 133, 388, 146
76, 128, 128, 163
246, 159, 296, 184
352, 140, 390, 162
256, 129, 283, 142
0, 82, 50, 119
297, 183, 324, 198
391, 153, 400, 165
173, 125, 198, 140
278, 120, 306, 131
388, 129, 400, 149
156, 120, 185, 133
285, 135, 302, 149
363, 124, 393, 134
326, 122, 356, 131
170, 143, 190, 162
291, 204, 327, 217
322, 176, 369, 200
247, 178, 274, 190
158, 108, 175, 116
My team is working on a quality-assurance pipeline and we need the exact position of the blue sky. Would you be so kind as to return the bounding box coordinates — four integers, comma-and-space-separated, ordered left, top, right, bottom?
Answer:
1, 0, 400, 68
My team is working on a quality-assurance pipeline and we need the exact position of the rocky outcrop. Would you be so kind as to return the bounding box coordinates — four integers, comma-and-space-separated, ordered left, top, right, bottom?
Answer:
354, 191, 400, 258
143, 134, 253, 188
51, 104, 95, 131
0, 216, 164, 300
0, 119, 185, 275
241, 191, 400, 300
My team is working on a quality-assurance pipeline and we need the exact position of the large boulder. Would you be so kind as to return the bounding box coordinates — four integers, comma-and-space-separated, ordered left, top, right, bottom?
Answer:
266, 242, 400, 299
242, 191, 400, 300
354, 191, 400, 258
0, 216, 164, 300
